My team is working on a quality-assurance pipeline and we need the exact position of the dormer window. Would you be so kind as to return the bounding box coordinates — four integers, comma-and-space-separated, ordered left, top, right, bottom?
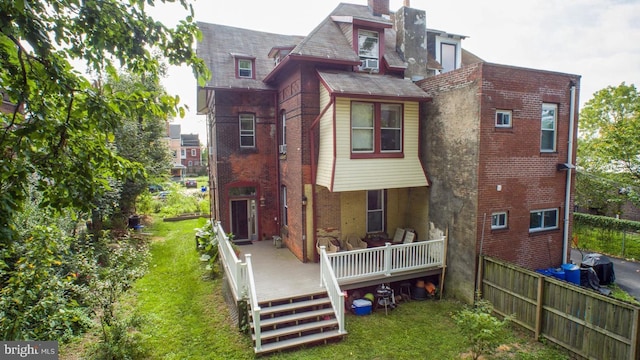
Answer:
358, 30, 379, 72
237, 59, 253, 78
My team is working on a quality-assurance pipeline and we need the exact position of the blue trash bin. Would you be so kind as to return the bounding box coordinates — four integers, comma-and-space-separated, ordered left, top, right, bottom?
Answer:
562, 263, 580, 285
549, 267, 565, 281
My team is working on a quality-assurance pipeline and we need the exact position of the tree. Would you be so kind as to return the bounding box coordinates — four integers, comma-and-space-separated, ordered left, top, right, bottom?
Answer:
577, 83, 640, 211
0, 0, 209, 243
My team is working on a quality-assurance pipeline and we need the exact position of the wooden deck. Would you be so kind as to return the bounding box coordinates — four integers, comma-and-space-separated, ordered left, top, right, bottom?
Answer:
238, 239, 443, 302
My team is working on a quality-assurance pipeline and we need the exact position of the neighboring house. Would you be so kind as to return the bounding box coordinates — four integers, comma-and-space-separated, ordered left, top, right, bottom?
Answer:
167, 123, 185, 180
196, 0, 579, 303
180, 133, 202, 175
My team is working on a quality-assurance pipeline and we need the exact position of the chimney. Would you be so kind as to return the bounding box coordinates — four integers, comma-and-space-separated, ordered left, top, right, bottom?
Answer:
395, 4, 428, 81
368, 0, 389, 17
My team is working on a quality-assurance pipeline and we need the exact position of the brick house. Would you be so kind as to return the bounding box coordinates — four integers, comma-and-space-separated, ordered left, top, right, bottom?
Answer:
180, 133, 202, 175
197, 0, 579, 303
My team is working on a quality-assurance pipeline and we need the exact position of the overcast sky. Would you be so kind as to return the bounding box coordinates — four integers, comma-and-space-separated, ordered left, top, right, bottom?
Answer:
150, 0, 640, 139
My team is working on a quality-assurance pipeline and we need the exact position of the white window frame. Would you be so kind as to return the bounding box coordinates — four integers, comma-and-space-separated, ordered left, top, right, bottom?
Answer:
495, 110, 512, 128
366, 190, 385, 233
529, 208, 559, 232
281, 110, 286, 148
435, 35, 462, 74
282, 186, 288, 226
238, 59, 253, 78
239, 113, 256, 148
180, 149, 186, 159
541, 103, 557, 152
188, 160, 193, 167
491, 212, 508, 230
191, 149, 196, 156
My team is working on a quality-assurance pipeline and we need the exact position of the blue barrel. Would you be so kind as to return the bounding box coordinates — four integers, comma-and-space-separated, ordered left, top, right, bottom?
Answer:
536, 269, 552, 277
562, 263, 580, 285
549, 267, 565, 281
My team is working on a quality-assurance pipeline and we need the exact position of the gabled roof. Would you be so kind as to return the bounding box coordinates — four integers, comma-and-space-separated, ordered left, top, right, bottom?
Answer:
318, 71, 431, 101
197, 22, 303, 90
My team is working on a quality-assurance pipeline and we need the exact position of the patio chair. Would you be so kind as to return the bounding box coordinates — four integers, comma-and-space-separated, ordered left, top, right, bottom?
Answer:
316, 237, 340, 254
344, 233, 367, 251
403, 230, 416, 244
392, 228, 406, 244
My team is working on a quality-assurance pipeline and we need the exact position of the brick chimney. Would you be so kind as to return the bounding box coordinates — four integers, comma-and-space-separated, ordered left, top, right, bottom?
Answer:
395, 4, 428, 80
368, 0, 389, 17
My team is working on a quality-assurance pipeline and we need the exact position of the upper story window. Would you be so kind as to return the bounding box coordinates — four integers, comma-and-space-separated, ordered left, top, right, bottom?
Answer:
529, 208, 558, 232
358, 30, 379, 72
279, 110, 287, 154
496, 110, 512, 128
239, 113, 256, 148
351, 102, 403, 157
491, 212, 508, 230
440, 43, 457, 73
541, 103, 557, 152
180, 149, 186, 159
191, 149, 197, 156
237, 59, 254, 79
366, 189, 385, 233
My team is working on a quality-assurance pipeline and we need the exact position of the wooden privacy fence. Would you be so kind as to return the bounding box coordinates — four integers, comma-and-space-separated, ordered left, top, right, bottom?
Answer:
480, 256, 640, 360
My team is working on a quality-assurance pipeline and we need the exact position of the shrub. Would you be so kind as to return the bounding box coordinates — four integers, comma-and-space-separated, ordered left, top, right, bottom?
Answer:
453, 298, 511, 360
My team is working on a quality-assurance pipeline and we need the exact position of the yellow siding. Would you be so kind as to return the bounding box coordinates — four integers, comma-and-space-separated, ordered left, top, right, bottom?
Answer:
332, 99, 428, 192
315, 85, 334, 189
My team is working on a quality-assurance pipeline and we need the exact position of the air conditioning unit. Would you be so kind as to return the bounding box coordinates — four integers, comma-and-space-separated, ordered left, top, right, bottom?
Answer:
361, 59, 379, 70
279, 144, 287, 154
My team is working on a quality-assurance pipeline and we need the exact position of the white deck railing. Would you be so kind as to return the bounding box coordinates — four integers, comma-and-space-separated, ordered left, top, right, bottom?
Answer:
327, 237, 445, 282
215, 221, 248, 301
319, 246, 346, 334
244, 254, 262, 352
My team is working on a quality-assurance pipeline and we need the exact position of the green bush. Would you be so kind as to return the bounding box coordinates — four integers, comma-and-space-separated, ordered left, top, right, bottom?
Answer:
453, 299, 511, 360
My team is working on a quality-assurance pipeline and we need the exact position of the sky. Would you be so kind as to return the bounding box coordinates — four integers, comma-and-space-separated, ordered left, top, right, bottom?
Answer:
149, 0, 640, 141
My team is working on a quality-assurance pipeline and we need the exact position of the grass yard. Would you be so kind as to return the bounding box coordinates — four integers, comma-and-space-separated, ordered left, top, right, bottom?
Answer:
61, 217, 569, 359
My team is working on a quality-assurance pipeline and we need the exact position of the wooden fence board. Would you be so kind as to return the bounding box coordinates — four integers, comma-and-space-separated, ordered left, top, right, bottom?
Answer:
481, 256, 639, 360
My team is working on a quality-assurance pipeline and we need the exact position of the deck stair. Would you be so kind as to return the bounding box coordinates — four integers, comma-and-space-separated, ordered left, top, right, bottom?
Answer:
250, 291, 345, 355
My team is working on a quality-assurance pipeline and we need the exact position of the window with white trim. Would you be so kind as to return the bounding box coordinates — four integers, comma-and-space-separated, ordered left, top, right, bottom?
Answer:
491, 212, 508, 230
352, 102, 402, 155
191, 149, 196, 156
440, 42, 457, 73
495, 110, 512, 128
238, 59, 253, 78
180, 149, 186, 159
239, 114, 255, 148
529, 208, 558, 232
282, 186, 288, 226
280, 110, 287, 154
541, 103, 557, 152
366, 190, 385, 233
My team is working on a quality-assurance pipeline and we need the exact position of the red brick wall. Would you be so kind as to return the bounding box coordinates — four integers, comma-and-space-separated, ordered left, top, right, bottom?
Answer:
477, 63, 580, 270
211, 90, 279, 240
277, 63, 321, 261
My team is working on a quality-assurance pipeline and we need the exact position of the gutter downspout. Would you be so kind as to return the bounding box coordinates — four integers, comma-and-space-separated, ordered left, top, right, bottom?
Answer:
563, 82, 577, 263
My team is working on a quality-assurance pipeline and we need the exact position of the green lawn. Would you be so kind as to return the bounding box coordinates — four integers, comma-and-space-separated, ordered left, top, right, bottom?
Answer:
62, 217, 569, 359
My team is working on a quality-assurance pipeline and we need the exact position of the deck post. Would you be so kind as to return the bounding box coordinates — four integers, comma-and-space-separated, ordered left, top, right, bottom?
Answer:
384, 243, 392, 276
319, 245, 326, 287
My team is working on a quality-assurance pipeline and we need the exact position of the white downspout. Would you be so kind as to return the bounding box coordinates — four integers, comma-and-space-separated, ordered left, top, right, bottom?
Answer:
563, 83, 577, 263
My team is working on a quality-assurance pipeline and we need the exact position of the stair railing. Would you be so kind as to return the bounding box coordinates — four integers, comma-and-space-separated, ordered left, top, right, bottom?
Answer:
319, 246, 346, 334
215, 221, 248, 300
245, 254, 262, 352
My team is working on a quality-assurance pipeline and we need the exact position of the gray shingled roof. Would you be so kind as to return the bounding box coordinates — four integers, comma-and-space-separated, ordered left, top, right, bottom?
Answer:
181, 134, 200, 147
197, 22, 303, 90
318, 70, 430, 100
